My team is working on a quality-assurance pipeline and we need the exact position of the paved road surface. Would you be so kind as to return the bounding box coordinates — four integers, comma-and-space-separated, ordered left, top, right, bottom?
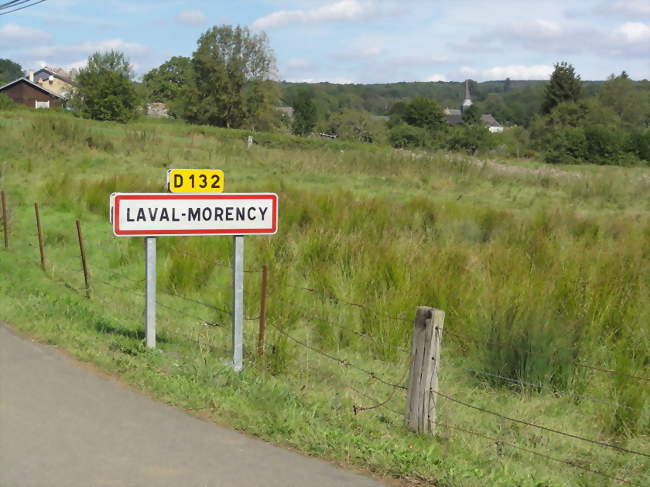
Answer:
0, 324, 387, 487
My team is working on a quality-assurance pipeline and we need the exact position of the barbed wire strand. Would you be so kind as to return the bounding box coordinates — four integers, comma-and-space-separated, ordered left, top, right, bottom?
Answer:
268, 322, 408, 391
438, 423, 642, 486
446, 329, 650, 383
346, 389, 641, 486
83, 257, 234, 317
449, 363, 650, 414
433, 389, 650, 458
157, 287, 232, 316
273, 296, 411, 353
281, 283, 411, 322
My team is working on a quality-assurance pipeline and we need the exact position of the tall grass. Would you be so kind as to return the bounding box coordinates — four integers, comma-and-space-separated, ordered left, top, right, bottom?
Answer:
1, 110, 648, 446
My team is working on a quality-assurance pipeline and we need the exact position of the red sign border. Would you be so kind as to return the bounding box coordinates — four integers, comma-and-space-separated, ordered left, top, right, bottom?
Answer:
112, 193, 278, 237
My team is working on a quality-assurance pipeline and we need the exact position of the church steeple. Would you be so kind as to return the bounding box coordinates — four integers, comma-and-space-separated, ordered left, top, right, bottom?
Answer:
461, 79, 473, 113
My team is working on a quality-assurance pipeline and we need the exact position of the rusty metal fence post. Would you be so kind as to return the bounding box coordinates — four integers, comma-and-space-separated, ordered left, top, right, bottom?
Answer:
1, 191, 7, 249
34, 203, 45, 270
75, 220, 91, 298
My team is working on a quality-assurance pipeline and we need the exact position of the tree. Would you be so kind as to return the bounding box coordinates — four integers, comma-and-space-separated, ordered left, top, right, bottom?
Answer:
143, 56, 192, 104
0, 58, 23, 84
73, 51, 139, 122
542, 62, 582, 114
599, 71, 649, 127
403, 97, 447, 132
181, 25, 276, 129
326, 109, 386, 143
462, 104, 481, 125
292, 88, 317, 136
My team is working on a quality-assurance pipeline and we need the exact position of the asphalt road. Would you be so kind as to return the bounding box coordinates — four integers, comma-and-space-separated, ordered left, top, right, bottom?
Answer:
0, 323, 387, 487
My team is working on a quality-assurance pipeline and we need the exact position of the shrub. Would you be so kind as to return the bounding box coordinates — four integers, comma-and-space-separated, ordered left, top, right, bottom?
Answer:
388, 123, 427, 149
584, 125, 626, 165
627, 129, 650, 162
446, 124, 495, 155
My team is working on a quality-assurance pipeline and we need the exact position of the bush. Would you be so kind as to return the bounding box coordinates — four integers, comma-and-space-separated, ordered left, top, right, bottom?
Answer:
446, 124, 495, 155
584, 125, 627, 165
627, 129, 650, 162
388, 123, 427, 149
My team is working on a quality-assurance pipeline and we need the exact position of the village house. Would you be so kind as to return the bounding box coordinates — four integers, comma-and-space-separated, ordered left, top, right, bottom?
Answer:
445, 80, 504, 133
0, 66, 75, 109
31, 67, 76, 99
0, 77, 65, 109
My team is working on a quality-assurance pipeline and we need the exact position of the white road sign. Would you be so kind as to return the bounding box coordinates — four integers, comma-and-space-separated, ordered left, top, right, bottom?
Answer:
110, 193, 278, 237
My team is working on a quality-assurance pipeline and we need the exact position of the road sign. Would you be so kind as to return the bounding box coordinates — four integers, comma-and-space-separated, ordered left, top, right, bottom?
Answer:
167, 169, 224, 193
110, 193, 278, 237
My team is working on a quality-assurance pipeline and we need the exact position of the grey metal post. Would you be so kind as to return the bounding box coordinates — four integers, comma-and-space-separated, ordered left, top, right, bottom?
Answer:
232, 235, 244, 371
145, 237, 156, 349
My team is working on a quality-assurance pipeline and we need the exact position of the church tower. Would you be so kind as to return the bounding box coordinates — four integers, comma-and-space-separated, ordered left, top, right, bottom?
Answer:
461, 79, 473, 113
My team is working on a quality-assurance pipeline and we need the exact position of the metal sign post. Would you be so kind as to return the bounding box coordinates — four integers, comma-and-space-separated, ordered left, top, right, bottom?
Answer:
110, 191, 278, 369
145, 237, 156, 349
232, 236, 244, 371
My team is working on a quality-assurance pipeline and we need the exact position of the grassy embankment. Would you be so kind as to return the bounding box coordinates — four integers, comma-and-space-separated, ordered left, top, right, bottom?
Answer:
0, 110, 648, 486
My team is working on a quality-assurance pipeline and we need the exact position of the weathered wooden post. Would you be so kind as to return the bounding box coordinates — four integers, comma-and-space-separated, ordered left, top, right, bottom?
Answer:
34, 203, 45, 271
405, 306, 445, 435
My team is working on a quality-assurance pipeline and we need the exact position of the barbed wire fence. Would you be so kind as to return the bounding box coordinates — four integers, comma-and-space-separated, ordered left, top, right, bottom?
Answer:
1, 193, 648, 485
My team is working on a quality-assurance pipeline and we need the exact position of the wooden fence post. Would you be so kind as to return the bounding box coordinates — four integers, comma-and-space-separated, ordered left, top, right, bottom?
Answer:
405, 306, 445, 435
1, 191, 8, 249
75, 220, 90, 298
257, 265, 268, 356
34, 203, 45, 271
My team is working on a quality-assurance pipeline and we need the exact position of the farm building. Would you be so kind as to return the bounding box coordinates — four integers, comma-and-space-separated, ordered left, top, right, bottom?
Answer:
0, 77, 65, 109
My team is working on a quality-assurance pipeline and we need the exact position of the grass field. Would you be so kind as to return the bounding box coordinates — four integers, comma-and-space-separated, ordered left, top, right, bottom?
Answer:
0, 109, 648, 486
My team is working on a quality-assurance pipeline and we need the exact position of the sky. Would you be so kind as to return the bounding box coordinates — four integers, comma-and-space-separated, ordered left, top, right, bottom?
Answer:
0, 0, 649, 83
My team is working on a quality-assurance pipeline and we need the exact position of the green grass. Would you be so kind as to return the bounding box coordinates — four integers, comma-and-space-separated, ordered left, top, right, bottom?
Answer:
0, 109, 648, 486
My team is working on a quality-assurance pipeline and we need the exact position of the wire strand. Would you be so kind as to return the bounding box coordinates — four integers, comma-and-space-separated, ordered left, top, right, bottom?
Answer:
281, 283, 411, 322
273, 297, 410, 352
268, 322, 408, 391
0, 0, 46, 15
438, 423, 642, 486
449, 363, 650, 414
434, 390, 650, 458
446, 329, 650, 383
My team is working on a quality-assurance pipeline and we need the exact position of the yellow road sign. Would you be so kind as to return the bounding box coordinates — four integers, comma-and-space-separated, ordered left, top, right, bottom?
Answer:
167, 169, 224, 193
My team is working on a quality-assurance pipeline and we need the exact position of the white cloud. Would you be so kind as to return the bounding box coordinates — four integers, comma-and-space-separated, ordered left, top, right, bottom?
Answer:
284, 76, 355, 84
606, 0, 650, 17
25, 38, 150, 60
612, 22, 650, 43
426, 74, 447, 82
461, 64, 554, 81
285, 58, 312, 69
252, 0, 377, 30
0, 24, 51, 49
176, 10, 208, 26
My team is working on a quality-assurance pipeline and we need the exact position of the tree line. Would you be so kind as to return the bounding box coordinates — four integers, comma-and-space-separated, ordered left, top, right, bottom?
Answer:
1, 23, 649, 166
